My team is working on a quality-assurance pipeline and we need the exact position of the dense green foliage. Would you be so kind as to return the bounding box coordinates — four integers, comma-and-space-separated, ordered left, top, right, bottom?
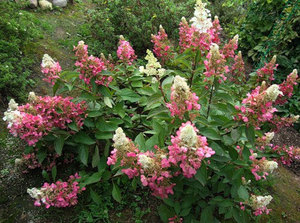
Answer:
80, 0, 195, 56
0, 2, 42, 101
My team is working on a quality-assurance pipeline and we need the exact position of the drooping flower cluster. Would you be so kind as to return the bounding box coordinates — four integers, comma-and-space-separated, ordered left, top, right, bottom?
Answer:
256, 56, 278, 84
166, 76, 201, 119
41, 54, 62, 85
269, 114, 299, 132
275, 69, 298, 105
28, 173, 85, 208
271, 145, 300, 166
221, 35, 239, 59
179, 17, 211, 53
250, 152, 278, 181
74, 41, 113, 86
249, 195, 273, 216
190, 0, 212, 34
117, 35, 137, 65
230, 51, 246, 83
256, 132, 274, 150
3, 93, 87, 146
139, 50, 165, 78
107, 128, 175, 199
204, 44, 229, 83
22, 152, 60, 173
235, 83, 282, 128
167, 122, 215, 178
151, 25, 173, 62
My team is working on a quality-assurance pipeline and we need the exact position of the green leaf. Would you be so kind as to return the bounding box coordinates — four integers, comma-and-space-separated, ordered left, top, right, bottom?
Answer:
200, 128, 221, 140
200, 206, 214, 223
92, 146, 100, 168
42, 170, 50, 182
231, 128, 241, 142
79, 145, 89, 166
51, 165, 57, 181
112, 183, 122, 203
90, 188, 102, 205
68, 122, 79, 132
75, 132, 96, 145
195, 164, 207, 186
54, 136, 64, 155
237, 186, 249, 200
135, 133, 146, 150
117, 88, 140, 102
145, 135, 158, 151
104, 96, 113, 108
83, 172, 103, 186
158, 204, 174, 223
95, 131, 113, 140
245, 126, 255, 145
37, 150, 47, 164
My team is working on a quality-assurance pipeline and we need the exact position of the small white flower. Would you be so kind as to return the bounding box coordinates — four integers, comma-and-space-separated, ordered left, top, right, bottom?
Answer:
138, 154, 154, 169
41, 54, 55, 68
265, 84, 283, 101
8, 99, 18, 111
265, 132, 274, 144
190, 0, 212, 33
113, 128, 130, 151
173, 75, 190, 98
142, 50, 164, 77
263, 160, 278, 173
27, 188, 43, 199
251, 195, 273, 209
291, 69, 298, 79
28, 92, 37, 102
179, 124, 198, 148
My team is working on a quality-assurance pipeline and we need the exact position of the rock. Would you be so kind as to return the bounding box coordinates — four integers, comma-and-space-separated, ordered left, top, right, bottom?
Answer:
52, 0, 67, 7
39, 0, 52, 10
29, 0, 38, 8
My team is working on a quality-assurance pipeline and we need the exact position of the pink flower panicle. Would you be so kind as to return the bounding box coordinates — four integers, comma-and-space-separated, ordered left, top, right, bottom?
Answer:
275, 69, 298, 105
22, 152, 60, 172
221, 35, 238, 59
30, 173, 85, 208
256, 56, 278, 84
165, 76, 201, 119
151, 25, 173, 62
167, 122, 215, 178
204, 44, 229, 83
74, 41, 113, 87
6, 95, 86, 146
41, 54, 62, 86
107, 128, 175, 199
117, 35, 137, 65
208, 16, 222, 44
179, 17, 211, 53
230, 51, 246, 84
272, 145, 300, 166
234, 84, 280, 129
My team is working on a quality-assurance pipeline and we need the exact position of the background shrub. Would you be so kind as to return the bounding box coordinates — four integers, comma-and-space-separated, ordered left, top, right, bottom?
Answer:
80, 0, 195, 57
0, 1, 41, 102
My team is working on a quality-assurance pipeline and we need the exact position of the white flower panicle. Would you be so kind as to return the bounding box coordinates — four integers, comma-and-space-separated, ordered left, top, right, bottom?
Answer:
262, 160, 278, 173
173, 75, 190, 99
179, 124, 198, 148
265, 84, 283, 101
138, 154, 154, 169
113, 127, 130, 151
190, 0, 212, 33
291, 69, 298, 79
3, 99, 21, 128
291, 115, 299, 122
27, 187, 43, 200
210, 43, 221, 59
233, 34, 239, 44
8, 99, 18, 111
139, 50, 165, 77
265, 132, 274, 144
41, 54, 55, 68
251, 195, 273, 210
28, 92, 37, 102
271, 55, 277, 65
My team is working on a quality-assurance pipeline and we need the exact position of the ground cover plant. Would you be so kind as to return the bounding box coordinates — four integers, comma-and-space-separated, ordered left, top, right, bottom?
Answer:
2, 0, 300, 222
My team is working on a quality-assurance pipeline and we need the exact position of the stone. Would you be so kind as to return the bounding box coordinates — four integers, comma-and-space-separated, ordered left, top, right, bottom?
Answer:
52, 0, 67, 7
29, 0, 38, 8
39, 0, 53, 10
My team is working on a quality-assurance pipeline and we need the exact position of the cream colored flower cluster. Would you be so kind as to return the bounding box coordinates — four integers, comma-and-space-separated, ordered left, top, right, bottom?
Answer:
190, 0, 212, 33
3, 99, 21, 129
139, 50, 165, 78
179, 124, 198, 149
265, 84, 283, 101
113, 127, 131, 151
41, 54, 56, 69
250, 195, 273, 210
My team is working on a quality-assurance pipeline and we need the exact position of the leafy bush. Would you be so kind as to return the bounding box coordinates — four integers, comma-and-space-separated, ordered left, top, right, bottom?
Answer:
3, 1, 300, 222
0, 1, 42, 102
80, 0, 195, 57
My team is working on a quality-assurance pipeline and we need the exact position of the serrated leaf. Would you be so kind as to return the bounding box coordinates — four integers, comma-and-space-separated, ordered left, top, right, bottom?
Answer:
92, 146, 100, 168
79, 145, 89, 166
54, 136, 64, 155
245, 126, 255, 145
104, 96, 113, 108
75, 132, 96, 145
112, 183, 122, 203
237, 185, 249, 200
51, 165, 57, 181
